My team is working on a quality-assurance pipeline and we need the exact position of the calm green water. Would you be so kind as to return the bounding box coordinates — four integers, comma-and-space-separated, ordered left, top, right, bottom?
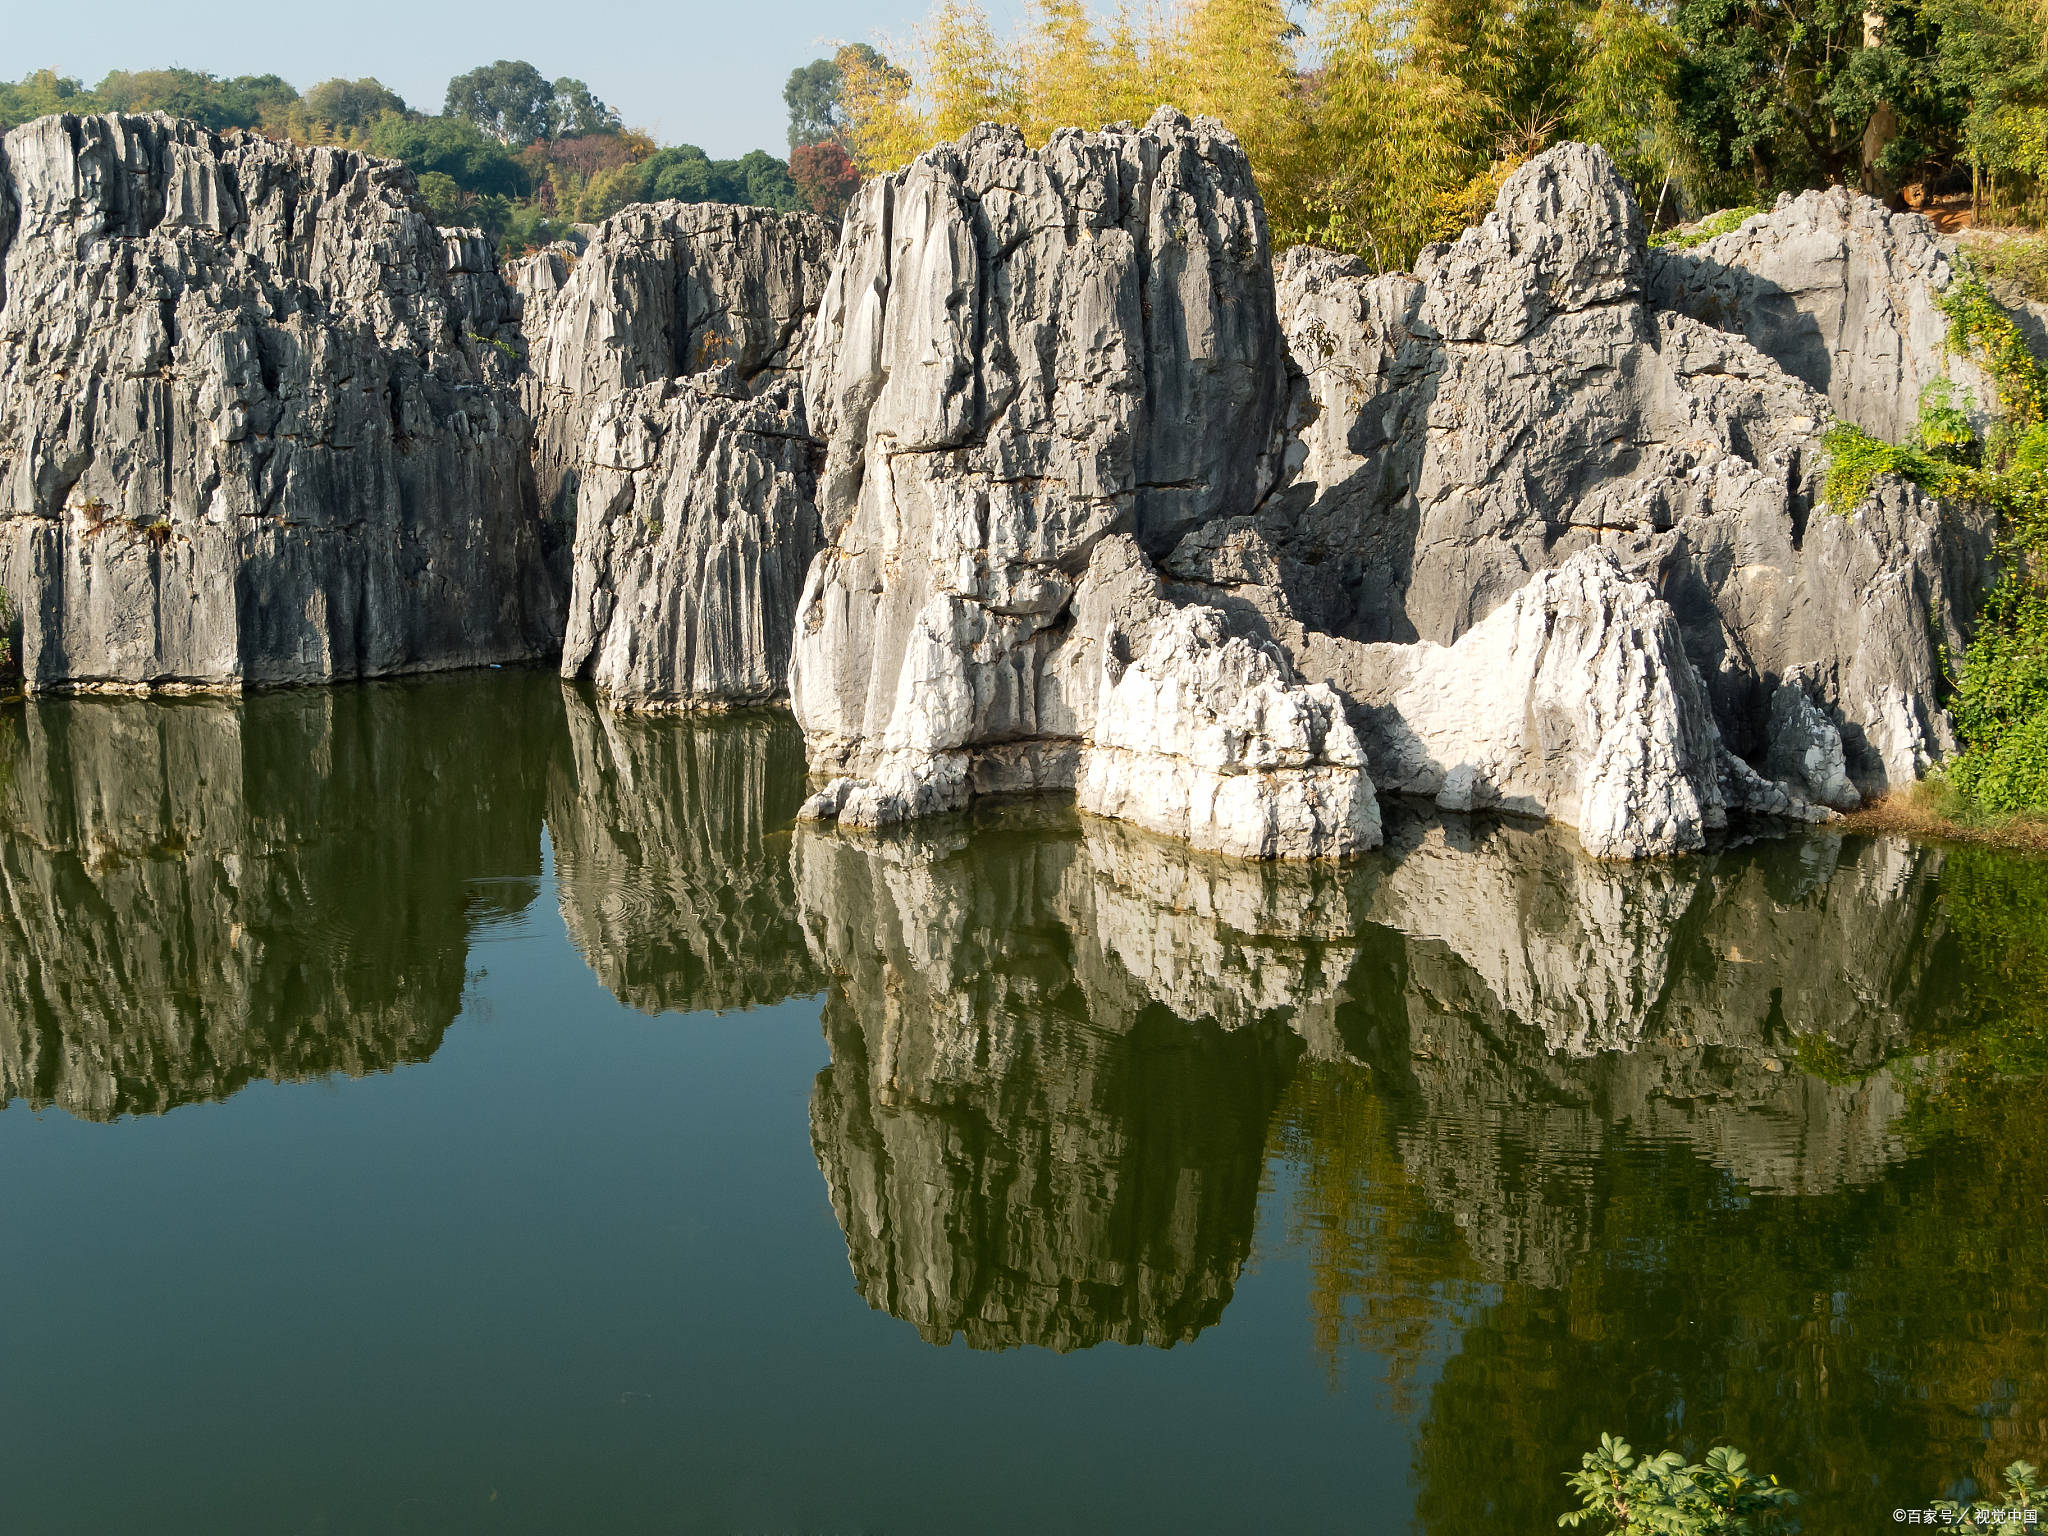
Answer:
1, 672, 2043, 1533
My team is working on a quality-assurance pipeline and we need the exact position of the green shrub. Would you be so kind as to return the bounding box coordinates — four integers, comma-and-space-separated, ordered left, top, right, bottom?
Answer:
1560, 1435, 1797, 1534
1651, 204, 1766, 250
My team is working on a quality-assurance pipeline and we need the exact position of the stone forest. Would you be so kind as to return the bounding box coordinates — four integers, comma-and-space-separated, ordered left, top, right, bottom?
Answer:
1, 75, 2047, 1535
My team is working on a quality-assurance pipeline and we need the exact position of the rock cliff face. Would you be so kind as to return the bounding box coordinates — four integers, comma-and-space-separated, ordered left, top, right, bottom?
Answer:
545, 691, 820, 1013
512, 201, 834, 581
557, 369, 820, 709
0, 113, 559, 691
1648, 187, 1976, 443
1259, 146, 1993, 799
789, 110, 1292, 831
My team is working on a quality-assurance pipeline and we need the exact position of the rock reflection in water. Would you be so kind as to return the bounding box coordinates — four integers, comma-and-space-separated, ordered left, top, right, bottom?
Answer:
0, 679, 558, 1121
546, 691, 819, 1014
800, 804, 1962, 1351
798, 811, 1314, 1351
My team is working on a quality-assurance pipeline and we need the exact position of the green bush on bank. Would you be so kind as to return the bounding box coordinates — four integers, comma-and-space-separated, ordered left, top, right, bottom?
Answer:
1822, 270, 2048, 820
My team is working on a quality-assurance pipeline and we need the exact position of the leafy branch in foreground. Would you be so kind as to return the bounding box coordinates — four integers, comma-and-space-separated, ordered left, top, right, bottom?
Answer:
1560, 1435, 1797, 1534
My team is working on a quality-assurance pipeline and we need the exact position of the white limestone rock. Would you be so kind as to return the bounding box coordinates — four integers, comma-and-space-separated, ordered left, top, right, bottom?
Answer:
789, 109, 1290, 836
1297, 549, 1736, 858
512, 200, 834, 583
1076, 599, 1380, 859
1262, 144, 1994, 801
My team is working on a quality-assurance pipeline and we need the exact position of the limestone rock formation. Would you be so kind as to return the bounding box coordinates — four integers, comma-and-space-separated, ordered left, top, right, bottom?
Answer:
1294, 549, 1732, 858
1260, 145, 1993, 800
512, 200, 834, 577
1648, 187, 1978, 443
789, 110, 1292, 833
0, 113, 559, 691
558, 368, 821, 709
545, 690, 820, 1013
1070, 536, 1381, 857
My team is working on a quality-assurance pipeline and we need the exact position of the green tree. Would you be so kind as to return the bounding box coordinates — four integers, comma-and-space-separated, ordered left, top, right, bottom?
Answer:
785, 56, 845, 148
90, 69, 298, 130
367, 113, 530, 198
0, 69, 92, 131
298, 77, 407, 137
549, 77, 620, 137
443, 59, 556, 145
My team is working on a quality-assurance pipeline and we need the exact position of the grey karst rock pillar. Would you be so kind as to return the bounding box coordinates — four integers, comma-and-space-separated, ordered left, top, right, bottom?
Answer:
0, 112, 560, 691
545, 690, 821, 1013
1647, 187, 1987, 444
511, 201, 835, 589
790, 110, 1315, 847
557, 368, 822, 710
1258, 142, 1993, 803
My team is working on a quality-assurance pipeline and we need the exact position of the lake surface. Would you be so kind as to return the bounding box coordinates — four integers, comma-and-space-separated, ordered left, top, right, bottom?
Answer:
1, 672, 2043, 1533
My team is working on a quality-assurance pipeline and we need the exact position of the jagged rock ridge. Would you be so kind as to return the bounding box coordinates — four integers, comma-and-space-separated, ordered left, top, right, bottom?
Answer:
0, 112, 559, 690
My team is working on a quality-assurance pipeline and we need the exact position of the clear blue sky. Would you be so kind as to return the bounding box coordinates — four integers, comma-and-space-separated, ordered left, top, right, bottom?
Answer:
4, 0, 1030, 159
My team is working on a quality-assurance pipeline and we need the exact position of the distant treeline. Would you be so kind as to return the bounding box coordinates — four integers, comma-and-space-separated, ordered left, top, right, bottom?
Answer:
0, 61, 857, 250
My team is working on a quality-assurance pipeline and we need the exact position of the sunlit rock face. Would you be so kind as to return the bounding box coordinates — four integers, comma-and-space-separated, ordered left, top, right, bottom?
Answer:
789, 110, 1292, 833
511, 200, 834, 585
0, 113, 560, 691
0, 678, 556, 1120
796, 814, 1309, 1350
1258, 144, 1992, 798
546, 690, 820, 1014
1648, 187, 1978, 445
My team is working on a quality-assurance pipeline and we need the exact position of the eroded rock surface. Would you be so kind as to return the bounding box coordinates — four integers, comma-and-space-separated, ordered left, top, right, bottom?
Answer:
1259, 146, 1992, 799
0, 113, 559, 691
1649, 188, 1975, 443
512, 201, 833, 579
558, 368, 820, 709
789, 110, 1293, 835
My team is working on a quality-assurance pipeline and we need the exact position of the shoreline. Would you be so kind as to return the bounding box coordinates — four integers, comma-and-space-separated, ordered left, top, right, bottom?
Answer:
1838, 790, 2048, 854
